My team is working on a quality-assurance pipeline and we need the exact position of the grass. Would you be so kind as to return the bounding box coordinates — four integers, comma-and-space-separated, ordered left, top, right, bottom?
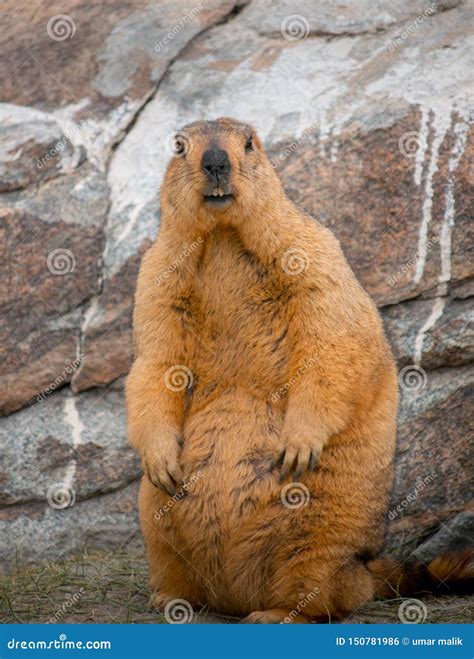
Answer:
1, 548, 472, 624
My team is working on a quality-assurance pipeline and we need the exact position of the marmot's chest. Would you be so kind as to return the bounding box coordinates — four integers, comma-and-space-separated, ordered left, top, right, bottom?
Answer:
186, 233, 291, 389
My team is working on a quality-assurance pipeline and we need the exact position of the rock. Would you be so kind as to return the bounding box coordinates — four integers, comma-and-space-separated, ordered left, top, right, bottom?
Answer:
382, 296, 474, 369
387, 365, 473, 548
0, 380, 140, 506
0, 482, 140, 570
0, 165, 109, 414
0, 0, 472, 565
413, 511, 474, 563
242, 0, 463, 38
0, 0, 237, 166
0, 105, 84, 192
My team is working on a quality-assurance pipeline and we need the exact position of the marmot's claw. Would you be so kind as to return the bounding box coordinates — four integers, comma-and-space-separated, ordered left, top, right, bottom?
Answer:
275, 445, 321, 482
143, 447, 183, 497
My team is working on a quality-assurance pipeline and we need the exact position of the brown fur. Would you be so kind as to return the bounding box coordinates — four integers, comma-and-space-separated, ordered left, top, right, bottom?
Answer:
126, 117, 401, 622
369, 550, 474, 599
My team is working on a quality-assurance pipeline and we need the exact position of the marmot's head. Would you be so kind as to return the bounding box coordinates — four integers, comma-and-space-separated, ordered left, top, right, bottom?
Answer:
162, 118, 276, 217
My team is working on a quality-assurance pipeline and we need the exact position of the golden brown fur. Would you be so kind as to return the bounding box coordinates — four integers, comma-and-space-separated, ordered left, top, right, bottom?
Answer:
126, 117, 401, 622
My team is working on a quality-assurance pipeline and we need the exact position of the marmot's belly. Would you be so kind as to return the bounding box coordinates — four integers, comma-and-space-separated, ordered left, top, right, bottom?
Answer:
170, 393, 284, 600
164, 392, 389, 610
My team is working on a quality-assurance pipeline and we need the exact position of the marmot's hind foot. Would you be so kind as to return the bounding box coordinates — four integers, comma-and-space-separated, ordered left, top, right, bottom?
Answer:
148, 591, 194, 614
241, 609, 311, 624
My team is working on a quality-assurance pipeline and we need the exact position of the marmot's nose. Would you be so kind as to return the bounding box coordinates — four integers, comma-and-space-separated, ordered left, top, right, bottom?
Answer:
201, 147, 231, 181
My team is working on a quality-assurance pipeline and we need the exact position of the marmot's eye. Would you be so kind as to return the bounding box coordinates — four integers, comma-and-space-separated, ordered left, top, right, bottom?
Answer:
245, 136, 253, 152
175, 139, 185, 156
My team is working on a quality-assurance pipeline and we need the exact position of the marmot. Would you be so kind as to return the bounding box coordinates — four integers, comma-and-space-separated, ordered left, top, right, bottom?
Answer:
126, 118, 471, 623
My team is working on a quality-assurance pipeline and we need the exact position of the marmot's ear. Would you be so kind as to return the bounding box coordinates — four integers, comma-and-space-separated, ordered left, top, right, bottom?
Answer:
248, 127, 262, 150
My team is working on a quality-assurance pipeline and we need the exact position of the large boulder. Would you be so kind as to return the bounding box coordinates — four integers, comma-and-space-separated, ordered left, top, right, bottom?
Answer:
0, 0, 472, 566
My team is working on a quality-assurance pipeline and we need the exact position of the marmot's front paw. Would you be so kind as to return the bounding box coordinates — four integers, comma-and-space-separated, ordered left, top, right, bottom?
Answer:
143, 436, 183, 496
273, 427, 323, 481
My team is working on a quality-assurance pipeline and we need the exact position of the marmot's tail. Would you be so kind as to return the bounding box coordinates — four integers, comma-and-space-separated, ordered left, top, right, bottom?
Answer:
367, 550, 474, 598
